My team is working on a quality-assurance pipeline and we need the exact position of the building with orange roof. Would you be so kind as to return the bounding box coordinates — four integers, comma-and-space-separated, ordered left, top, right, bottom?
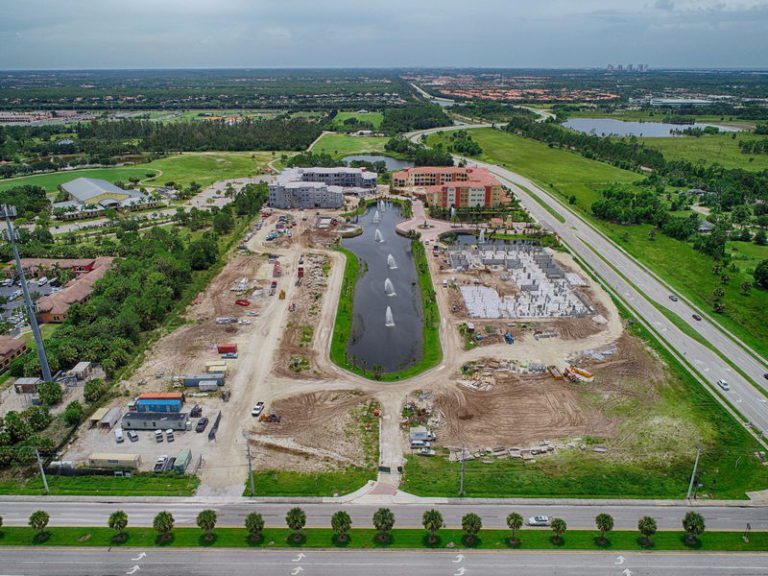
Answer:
391, 166, 502, 208
35, 257, 114, 323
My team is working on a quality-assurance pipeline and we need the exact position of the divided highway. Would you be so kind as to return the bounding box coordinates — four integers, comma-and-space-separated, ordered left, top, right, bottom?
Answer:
1, 548, 766, 576
409, 125, 768, 442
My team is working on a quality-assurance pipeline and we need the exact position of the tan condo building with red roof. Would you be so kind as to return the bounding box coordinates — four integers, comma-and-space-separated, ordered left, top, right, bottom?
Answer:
391, 166, 503, 209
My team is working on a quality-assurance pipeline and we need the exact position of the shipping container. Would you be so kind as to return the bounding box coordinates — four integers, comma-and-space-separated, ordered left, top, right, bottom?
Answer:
198, 380, 220, 392
173, 449, 192, 474
138, 392, 184, 402
182, 373, 225, 387
208, 365, 227, 374
87, 452, 141, 470
217, 343, 238, 354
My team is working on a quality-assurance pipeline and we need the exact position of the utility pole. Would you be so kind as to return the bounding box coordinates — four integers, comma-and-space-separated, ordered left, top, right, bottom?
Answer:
1, 205, 53, 382
459, 446, 465, 497
686, 447, 702, 500
246, 443, 255, 497
35, 449, 49, 494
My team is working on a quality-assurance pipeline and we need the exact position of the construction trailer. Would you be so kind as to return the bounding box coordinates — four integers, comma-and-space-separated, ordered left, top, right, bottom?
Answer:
138, 392, 185, 402
135, 398, 183, 413
121, 412, 189, 431
86, 452, 141, 470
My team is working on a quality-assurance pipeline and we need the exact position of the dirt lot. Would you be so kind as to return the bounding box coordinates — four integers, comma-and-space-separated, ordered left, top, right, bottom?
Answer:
249, 390, 378, 473
431, 333, 664, 452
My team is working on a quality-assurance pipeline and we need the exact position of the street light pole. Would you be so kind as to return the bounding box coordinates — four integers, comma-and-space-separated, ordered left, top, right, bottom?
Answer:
1, 204, 53, 382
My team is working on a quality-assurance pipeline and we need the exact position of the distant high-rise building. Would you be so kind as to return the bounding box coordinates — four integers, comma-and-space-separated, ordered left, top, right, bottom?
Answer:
607, 64, 615, 71
617, 64, 624, 72
627, 64, 634, 72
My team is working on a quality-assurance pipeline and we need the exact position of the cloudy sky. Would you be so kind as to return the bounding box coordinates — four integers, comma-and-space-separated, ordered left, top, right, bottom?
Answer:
1, 0, 766, 69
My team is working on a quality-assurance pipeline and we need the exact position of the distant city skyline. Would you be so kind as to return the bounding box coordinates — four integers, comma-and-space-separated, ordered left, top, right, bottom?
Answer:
1, 0, 767, 70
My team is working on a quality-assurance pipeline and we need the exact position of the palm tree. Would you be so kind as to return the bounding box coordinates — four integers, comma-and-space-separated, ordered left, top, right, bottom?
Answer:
108, 510, 128, 542
595, 513, 614, 545
506, 512, 523, 545
550, 518, 567, 545
196, 509, 218, 543
372, 507, 395, 544
638, 516, 657, 547
29, 510, 49, 541
245, 512, 265, 543
422, 509, 444, 546
461, 513, 482, 546
331, 510, 352, 544
285, 507, 306, 544
682, 511, 705, 546
153, 511, 175, 544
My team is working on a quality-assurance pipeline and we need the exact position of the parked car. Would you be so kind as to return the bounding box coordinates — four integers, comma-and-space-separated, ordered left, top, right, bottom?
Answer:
154, 429, 164, 443
764, 373, 768, 381
154, 455, 168, 472
114, 428, 124, 443
527, 516, 550, 527
418, 448, 436, 457
126, 430, 139, 443
36, 276, 48, 286
717, 379, 731, 391
165, 429, 175, 442
251, 402, 265, 417
692, 314, 702, 321
668, 294, 678, 302
190, 404, 202, 418
195, 417, 209, 433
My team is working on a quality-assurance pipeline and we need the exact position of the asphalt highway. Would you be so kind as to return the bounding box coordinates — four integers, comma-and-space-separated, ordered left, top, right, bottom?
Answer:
0, 548, 766, 576
0, 501, 765, 531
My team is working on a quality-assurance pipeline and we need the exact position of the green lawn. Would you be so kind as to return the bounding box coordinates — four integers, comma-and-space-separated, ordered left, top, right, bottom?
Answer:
0, 151, 279, 193
0, 526, 765, 552
311, 133, 390, 159
0, 473, 200, 496
0, 167, 158, 193
246, 468, 374, 497
728, 241, 768, 272
333, 111, 384, 129
429, 128, 768, 360
641, 133, 768, 171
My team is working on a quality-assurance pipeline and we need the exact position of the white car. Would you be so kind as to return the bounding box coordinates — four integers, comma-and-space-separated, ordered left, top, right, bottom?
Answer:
717, 379, 730, 391
527, 516, 550, 526
251, 402, 265, 417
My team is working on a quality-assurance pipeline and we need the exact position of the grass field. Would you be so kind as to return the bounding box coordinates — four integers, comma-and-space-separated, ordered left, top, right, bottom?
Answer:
0, 151, 279, 193
311, 132, 390, 159
333, 111, 384, 129
0, 473, 200, 497
0, 526, 765, 552
0, 167, 158, 193
641, 132, 768, 171
246, 467, 373, 497
428, 127, 768, 359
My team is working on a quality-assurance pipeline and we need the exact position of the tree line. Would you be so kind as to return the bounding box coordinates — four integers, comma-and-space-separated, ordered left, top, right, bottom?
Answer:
384, 137, 453, 166
8, 507, 709, 550
380, 103, 452, 135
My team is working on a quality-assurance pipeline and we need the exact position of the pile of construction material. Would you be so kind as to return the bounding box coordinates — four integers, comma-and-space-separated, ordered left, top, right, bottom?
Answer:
448, 441, 558, 462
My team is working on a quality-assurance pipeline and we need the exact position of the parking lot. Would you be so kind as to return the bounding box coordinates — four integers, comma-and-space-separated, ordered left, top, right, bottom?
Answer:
0, 276, 59, 324
63, 396, 225, 473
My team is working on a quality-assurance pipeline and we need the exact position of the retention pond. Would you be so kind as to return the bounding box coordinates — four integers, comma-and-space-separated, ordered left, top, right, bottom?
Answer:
341, 202, 424, 373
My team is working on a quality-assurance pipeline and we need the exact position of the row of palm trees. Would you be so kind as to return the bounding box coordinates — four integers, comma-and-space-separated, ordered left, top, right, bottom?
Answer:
9, 508, 708, 547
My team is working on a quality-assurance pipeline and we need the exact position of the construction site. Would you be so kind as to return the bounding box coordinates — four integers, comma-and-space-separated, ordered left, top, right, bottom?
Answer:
56, 185, 719, 498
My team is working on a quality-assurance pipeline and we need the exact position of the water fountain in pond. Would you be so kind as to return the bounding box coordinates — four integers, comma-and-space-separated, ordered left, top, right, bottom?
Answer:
384, 278, 396, 297
478, 228, 486, 244
375, 229, 384, 243
385, 306, 395, 327
450, 206, 457, 221
372, 209, 381, 224
387, 254, 398, 269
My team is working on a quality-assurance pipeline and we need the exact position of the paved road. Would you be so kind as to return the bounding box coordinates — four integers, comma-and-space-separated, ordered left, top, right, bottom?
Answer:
1, 548, 766, 576
408, 125, 768, 442
1, 501, 765, 531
